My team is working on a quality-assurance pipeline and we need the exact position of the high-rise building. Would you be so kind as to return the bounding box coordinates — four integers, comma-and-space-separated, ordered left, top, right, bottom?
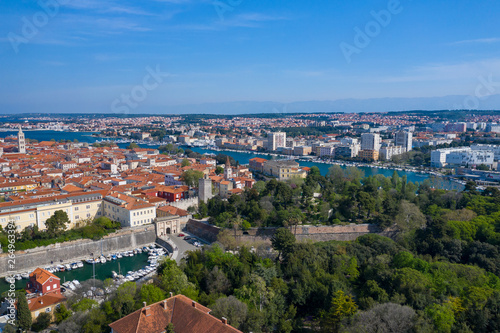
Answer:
395, 131, 413, 152
17, 126, 26, 154
361, 133, 381, 151
268, 132, 286, 151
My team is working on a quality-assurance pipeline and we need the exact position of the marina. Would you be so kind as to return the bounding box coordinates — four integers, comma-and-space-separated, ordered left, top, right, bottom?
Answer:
0, 244, 168, 295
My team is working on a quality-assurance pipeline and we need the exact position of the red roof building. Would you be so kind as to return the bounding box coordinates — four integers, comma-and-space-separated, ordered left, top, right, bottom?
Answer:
109, 295, 242, 333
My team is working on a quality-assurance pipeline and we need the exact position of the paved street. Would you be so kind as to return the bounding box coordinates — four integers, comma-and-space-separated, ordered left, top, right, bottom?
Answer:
165, 232, 199, 263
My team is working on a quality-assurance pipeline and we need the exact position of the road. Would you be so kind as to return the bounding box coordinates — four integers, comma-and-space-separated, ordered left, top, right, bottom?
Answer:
164, 232, 199, 263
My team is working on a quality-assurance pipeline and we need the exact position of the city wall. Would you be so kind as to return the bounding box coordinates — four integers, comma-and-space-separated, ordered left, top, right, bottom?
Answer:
0, 226, 157, 275
165, 197, 198, 210
186, 219, 387, 244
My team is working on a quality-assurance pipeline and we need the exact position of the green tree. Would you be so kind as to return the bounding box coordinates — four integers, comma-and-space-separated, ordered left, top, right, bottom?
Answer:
17, 292, 32, 331
181, 158, 191, 167
165, 323, 175, 333
271, 228, 296, 261
54, 303, 71, 324
127, 142, 139, 149
138, 284, 166, 305
72, 298, 98, 312
215, 166, 224, 175
321, 290, 358, 332
182, 170, 204, 187
45, 210, 70, 236
426, 303, 455, 333
32, 312, 51, 332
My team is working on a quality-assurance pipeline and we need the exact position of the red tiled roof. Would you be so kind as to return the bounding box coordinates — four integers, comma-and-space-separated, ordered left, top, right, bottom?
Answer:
109, 295, 242, 333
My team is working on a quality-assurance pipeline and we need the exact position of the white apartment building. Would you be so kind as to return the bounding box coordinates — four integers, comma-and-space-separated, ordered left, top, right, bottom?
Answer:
103, 192, 156, 228
395, 131, 413, 152
380, 146, 404, 161
361, 133, 381, 151
431, 147, 495, 168
268, 132, 286, 151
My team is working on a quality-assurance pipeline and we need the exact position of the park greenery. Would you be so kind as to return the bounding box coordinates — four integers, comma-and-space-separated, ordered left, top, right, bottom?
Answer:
9, 166, 500, 332
0, 214, 120, 252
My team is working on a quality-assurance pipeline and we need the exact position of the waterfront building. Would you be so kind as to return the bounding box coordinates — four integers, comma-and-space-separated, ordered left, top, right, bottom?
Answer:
395, 131, 413, 152
380, 146, 404, 161
267, 132, 286, 151
358, 150, 379, 161
361, 133, 381, 151
24, 268, 66, 322
109, 294, 243, 333
262, 160, 307, 180
103, 192, 156, 228
431, 147, 495, 169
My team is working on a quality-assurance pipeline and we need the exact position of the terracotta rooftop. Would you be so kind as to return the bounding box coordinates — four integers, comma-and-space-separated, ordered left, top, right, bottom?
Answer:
27, 293, 65, 312
29, 268, 60, 285
109, 295, 242, 333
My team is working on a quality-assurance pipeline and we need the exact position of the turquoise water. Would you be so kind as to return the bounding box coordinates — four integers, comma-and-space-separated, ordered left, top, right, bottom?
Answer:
0, 253, 151, 294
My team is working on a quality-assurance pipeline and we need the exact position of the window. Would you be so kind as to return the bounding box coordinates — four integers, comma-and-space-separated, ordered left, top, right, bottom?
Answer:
47, 286, 51, 291
75, 207, 79, 211
0, 218, 5, 223
75, 215, 79, 220
86, 213, 91, 218
86, 205, 90, 209
53, 284, 57, 289
45, 308, 51, 313
29, 214, 34, 219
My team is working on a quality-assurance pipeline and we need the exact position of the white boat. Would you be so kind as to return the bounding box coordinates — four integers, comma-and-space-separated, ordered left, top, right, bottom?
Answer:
112, 271, 118, 278
86, 259, 95, 264
72, 280, 81, 288
15, 274, 22, 280
106, 255, 112, 261
77, 262, 84, 268
116, 253, 122, 259
71, 263, 78, 270
100, 256, 106, 264
65, 264, 72, 271
21, 272, 29, 279
5, 276, 15, 284
67, 282, 76, 291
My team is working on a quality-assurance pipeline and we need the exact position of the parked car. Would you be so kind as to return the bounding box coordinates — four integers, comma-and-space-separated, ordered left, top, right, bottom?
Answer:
178, 233, 185, 237
184, 236, 191, 240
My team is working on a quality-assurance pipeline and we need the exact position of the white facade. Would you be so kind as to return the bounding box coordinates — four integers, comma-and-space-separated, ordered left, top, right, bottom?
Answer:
380, 146, 404, 161
361, 133, 381, 151
431, 147, 495, 168
268, 132, 286, 151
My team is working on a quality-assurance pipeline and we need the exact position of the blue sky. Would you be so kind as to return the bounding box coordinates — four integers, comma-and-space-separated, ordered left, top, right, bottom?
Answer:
1, 0, 500, 114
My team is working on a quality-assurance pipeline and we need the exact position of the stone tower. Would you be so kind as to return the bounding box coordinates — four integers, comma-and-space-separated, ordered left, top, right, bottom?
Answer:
17, 126, 26, 154
199, 174, 213, 204
224, 157, 232, 180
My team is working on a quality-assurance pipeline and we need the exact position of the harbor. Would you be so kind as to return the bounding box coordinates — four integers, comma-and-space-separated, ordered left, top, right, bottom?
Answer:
0, 244, 168, 295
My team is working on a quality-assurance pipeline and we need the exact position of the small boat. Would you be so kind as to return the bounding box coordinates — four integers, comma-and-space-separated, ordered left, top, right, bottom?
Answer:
15, 274, 22, 280
100, 256, 106, 264
112, 254, 117, 260
77, 262, 84, 268
5, 276, 15, 284
86, 259, 95, 264
65, 264, 72, 271
72, 280, 81, 288
136, 248, 142, 254
106, 255, 112, 261
116, 253, 122, 259
71, 263, 78, 270
112, 271, 118, 278
128, 250, 134, 256
67, 282, 76, 291
21, 272, 29, 279
57, 265, 65, 272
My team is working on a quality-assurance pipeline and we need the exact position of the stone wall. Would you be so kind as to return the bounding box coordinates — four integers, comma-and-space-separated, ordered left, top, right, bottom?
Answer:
165, 197, 198, 210
0, 226, 157, 275
186, 219, 383, 244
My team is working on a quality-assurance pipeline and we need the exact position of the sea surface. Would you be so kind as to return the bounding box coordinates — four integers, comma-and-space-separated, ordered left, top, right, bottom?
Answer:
0, 252, 151, 295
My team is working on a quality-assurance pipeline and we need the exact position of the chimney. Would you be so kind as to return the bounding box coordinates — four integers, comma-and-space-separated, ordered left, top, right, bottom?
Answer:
162, 300, 168, 310
222, 317, 227, 325
143, 301, 147, 308
170, 292, 173, 298
192, 301, 196, 308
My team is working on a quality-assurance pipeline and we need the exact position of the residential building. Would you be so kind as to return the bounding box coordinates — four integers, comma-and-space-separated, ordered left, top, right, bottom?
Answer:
395, 131, 413, 152
358, 150, 379, 161
361, 133, 381, 151
109, 295, 243, 333
262, 160, 307, 180
24, 268, 66, 322
267, 132, 286, 151
103, 192, 156, 227
380, 146, 404, 161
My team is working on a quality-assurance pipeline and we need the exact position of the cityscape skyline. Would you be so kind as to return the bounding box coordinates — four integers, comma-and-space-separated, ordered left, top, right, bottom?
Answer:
1, 0, 500, 114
